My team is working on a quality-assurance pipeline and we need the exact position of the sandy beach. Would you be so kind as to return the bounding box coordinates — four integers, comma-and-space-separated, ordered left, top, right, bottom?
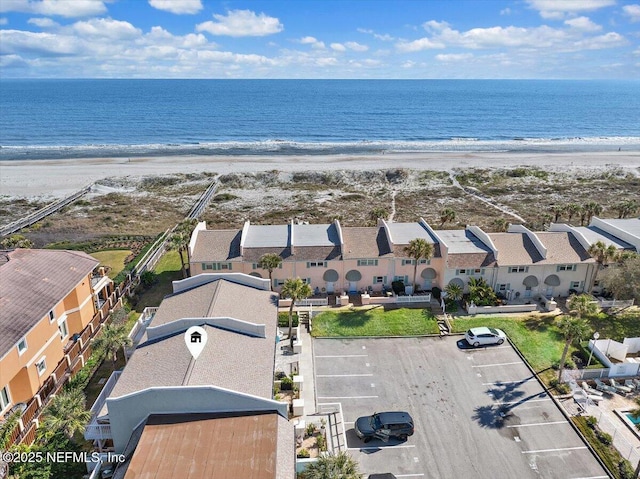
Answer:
1, 150, 639, 198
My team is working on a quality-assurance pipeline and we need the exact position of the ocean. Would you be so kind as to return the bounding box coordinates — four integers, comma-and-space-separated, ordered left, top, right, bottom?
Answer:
0, 79, 639, 160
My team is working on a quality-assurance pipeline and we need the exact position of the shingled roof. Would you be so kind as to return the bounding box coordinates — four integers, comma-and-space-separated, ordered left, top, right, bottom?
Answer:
341, 227, 392, 259
0, 249, 98, 359
190, 230, 242, 263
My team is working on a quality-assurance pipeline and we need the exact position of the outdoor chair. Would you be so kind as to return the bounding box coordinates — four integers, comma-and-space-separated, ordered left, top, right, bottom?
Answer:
609, 378, 632, 395
581, 382, 603, 397
594, 378, 616, 394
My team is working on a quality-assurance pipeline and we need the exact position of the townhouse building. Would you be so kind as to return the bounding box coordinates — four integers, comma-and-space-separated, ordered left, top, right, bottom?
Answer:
189, 217, 639, 300
0, 248, 114, 445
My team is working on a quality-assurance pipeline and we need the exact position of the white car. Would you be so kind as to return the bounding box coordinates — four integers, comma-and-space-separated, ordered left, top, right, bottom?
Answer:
465, 327, 506, 347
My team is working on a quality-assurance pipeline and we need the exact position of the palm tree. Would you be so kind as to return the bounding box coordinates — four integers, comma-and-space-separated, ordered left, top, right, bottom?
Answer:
93, 322, 132, 370
301, 450, 363, 479
39, 388, 92, 441
167, 219, 198, 278
404, 238, 434, 294
445, 282, 464, 302
556, 294, 598, 382
583, 201, 603, 225
439, 208, 456, 228
281, 278, 312, 348
587, 240, 618, 292
565, 203, 581, 223
614, 199, 639, 219
258, 253, 283, 291
491, 218, 508, 232
549, 205, 565, 222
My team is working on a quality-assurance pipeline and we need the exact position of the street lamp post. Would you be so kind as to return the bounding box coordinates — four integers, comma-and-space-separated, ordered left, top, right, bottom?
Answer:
586, 331, 600, 368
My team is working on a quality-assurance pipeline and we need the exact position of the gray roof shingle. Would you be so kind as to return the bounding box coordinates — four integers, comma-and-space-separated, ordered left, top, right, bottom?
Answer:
0, 249, 98, 359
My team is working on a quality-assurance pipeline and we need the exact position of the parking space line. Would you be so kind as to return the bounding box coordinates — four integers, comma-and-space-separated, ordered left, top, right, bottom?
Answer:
348, 444, 416, 451
521, 446, 587, 454
494, 398, 551, 406
472, 361, 522, 368
482, 378, 536, 385
316, 354, 368, 358
318, 395, 379, 399
506, 421, 568, 428
316, 374, 374, 377
567, 476, 609, 479
395, 474, 426, 477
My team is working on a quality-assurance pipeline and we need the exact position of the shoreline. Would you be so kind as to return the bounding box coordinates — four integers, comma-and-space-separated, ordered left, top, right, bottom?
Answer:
1, 150, 639, 198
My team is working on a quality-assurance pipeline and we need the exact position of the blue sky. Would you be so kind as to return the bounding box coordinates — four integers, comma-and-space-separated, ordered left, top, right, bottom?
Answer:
1, 0, 639, 78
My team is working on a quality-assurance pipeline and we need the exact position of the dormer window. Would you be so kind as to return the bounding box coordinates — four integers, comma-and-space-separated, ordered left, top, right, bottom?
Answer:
17, 338, 27, 355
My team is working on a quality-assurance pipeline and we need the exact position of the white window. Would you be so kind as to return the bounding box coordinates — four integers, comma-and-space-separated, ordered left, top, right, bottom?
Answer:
456, 269, 466, 275
402, 259, 415, 266
0, 386, 10, 412
570, 281, 582, 289
202, 263, 213, 270
419, 259, 430, 265
557, 264, 576, 272
307, 261, 327, 268
508, 266, 528, 273
48, 310, 56, 322
274, 279, 286, 287
373, 276, 386, 284
393, 275, 408, 283
17, 338, 27, 356
58, 319, 69, 340
36, 357, 47, 376
497, 284, 508, 292
357, 259, 378, 266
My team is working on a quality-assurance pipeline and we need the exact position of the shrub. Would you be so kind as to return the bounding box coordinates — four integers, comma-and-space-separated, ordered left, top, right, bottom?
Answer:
596, 431, 613, 446
549, 378, 570, 394
316, 433, 326, 451
619, 459, 635, 479
274, 371, 287, 380
391, 280, 405, 295
306, 422, 316, 437
278, 313, 299, 328
586, 416, 598, 428
297, 448, 310, 458
280, 376, 293, 391
140, 271, 156, 287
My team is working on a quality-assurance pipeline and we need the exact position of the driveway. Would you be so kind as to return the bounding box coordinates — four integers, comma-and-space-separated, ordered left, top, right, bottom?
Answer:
313, 336, 609, 479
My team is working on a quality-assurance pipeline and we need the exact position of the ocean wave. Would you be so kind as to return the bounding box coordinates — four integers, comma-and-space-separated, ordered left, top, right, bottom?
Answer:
1, 136, 639, 160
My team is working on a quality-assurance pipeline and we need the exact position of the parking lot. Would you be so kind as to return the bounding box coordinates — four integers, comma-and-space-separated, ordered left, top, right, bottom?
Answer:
314, 336, 609, 479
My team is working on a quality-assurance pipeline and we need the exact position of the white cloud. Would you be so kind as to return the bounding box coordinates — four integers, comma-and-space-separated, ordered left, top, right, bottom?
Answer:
196, 9, 283, 37
564, 16, 602, 31
572, 31, 626, 49
330, 42, 346, 52
526, 0, 615, 19
396, 37, 445, 52
500, 7, 512, 15
0, 17, 7, 25
148, 0, 202, 15
623, 4, 640, 22
27, 17, 59, 28
402, 60, 416, 68
357, 28, 394, 41
298, 36, 325, 49
73, 18, 140, 40
0, 29, 80, 55
345, 41, 368, 52
435, 53, 474, 62
0, 0, 108, 18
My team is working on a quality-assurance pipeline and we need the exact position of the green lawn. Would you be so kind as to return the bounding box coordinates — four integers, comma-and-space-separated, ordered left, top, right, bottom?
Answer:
311, 307, 439, 337
91, 249, 132, 279
452, 310, 640, 385
131, 250, 183, 312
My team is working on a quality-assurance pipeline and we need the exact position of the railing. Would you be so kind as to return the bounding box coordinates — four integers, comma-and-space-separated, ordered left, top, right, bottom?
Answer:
84, 423, 112, 441
21, 399, 38, 426
89, 371, 122, 418
295, 298, 329, 307
595, 298, 634, 309
562, 368, 610, 381
0, 184, 92, 236
396, 293, 432, 303
52, 358, 69, 384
